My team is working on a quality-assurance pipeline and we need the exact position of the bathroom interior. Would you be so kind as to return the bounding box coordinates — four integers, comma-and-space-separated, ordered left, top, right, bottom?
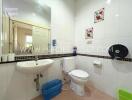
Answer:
0, 0, 132, 100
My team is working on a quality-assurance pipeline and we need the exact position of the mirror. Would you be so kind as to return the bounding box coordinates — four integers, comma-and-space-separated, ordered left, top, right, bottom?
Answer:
2, 0, 51, 55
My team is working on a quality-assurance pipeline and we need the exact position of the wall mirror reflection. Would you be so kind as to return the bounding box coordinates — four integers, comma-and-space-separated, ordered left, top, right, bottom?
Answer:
2, 0, 51, 55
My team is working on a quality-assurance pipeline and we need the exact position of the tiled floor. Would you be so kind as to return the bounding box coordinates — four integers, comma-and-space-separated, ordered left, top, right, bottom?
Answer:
33, 83, 114, 100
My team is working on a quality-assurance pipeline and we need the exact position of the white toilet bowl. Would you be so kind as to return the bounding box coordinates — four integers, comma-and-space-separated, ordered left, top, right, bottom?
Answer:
69, 69, 89, 96
63, 57, 89, 96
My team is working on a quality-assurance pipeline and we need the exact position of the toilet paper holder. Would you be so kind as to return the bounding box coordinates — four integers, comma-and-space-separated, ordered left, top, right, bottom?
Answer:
108, 44, 129, 59
93, 60, 102, 67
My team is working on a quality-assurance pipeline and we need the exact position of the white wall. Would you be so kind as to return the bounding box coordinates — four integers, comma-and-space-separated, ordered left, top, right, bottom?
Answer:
2, 0, 75, 54
44, 0, 75, 53
75, 0, 132, 98
76, 56, 132, 98
0, 58, 63, 100
0, 0, 75, 99
75, 0, 132, 55
1, 0, 132, 99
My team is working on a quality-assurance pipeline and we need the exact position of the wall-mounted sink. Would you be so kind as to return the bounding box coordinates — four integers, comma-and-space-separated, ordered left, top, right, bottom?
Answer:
16, 59, 54, 74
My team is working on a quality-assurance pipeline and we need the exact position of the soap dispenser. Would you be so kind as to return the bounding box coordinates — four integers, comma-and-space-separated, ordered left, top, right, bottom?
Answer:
73, 46, 77, 56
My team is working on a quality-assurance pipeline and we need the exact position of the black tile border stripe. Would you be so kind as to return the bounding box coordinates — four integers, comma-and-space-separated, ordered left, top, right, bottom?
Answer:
15, 53, 74, 61
0, 53, 74, 64
77, 53, 132, 62
0, 53, 132, 64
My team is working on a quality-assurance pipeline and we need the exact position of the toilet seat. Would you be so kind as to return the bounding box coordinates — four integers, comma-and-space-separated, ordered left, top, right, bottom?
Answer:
69, 69, 89, 80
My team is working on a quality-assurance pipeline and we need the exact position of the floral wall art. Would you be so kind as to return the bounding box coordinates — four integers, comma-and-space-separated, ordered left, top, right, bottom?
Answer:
94, 8, 104, 23
85, 8, 104, 41
85, 27, 93, 39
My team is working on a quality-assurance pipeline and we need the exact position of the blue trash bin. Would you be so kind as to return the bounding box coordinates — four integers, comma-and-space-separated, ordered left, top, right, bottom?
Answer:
41, 79, 62, 100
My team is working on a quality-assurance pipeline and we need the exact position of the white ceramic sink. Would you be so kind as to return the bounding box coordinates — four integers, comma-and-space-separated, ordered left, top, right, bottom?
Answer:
16, 59, 54, 74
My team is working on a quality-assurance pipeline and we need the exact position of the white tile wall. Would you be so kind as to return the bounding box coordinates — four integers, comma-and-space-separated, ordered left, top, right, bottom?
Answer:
75, 56, 132, 98
75, 0, 132, 98
75, 0, 132, 56
0, 0, 75, 99
44, 0, 75, 53
0, 58, 63, 100
1, 0, 132, 99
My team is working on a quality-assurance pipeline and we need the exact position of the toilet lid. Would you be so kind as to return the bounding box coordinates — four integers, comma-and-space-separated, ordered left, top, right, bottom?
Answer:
69, 69, 89, 79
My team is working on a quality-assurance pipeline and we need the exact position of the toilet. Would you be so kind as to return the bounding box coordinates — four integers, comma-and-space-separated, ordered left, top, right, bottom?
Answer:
63, 57, 89, 96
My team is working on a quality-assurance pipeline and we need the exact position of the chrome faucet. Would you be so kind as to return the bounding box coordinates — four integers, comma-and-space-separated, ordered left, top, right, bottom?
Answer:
35, 55, 38, 65
35, 55, 38, 61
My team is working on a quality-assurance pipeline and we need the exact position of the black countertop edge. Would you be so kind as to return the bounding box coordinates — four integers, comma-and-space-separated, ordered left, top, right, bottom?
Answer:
0, 53, 75, 64
77, 53, 132, 62
1, 53, 131, 64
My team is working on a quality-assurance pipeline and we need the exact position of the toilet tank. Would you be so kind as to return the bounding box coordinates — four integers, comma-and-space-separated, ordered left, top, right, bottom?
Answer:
63, 57, 75, 73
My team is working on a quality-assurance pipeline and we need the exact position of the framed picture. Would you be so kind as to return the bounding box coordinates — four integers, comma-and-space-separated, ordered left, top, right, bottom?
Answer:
94, 8, 104, 23
85, 27, 93, 39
